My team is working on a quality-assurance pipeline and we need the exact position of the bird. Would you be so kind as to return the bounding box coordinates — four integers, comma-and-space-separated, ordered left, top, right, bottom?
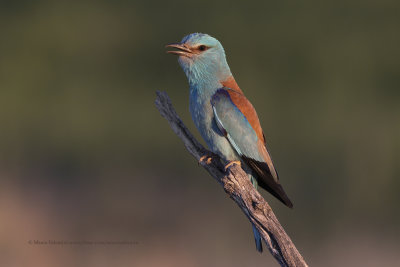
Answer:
166, 33, 293, 253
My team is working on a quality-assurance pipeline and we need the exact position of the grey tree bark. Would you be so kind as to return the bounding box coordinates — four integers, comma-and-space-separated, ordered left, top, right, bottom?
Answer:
155, 91, 308, 267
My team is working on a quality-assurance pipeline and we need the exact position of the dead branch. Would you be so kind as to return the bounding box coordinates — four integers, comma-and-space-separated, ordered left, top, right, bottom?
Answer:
155, 91, 308, 267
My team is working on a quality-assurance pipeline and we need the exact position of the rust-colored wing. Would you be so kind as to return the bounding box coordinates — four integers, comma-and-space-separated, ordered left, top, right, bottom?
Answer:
211, 88, 293, 208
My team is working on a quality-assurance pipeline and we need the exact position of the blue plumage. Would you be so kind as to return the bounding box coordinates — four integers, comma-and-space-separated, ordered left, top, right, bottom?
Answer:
167, 33, 293, 253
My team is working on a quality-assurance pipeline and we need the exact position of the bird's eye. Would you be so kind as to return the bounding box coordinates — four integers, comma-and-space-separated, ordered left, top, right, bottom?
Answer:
198, 45, 208, 51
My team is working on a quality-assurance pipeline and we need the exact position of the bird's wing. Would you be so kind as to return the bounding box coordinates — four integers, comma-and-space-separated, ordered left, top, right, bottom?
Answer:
211, 88, 293, 208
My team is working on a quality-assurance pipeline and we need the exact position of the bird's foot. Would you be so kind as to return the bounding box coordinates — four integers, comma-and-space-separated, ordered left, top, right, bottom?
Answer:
198, 154, 214, 165
224, 160, 241, 171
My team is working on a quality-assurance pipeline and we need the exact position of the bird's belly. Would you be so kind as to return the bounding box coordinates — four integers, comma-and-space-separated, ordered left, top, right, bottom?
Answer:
189, 97, 238, 161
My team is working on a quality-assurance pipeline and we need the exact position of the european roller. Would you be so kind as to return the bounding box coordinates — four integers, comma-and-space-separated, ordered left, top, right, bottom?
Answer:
166, 33, 293, 253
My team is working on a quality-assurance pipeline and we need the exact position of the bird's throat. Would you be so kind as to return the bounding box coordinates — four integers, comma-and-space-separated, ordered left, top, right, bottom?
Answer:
180, 57, 232, 90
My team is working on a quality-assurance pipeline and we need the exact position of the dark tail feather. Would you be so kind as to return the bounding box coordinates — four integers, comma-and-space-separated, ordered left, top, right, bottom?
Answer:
264, 182, 293, 208
243, 156, 293, 208
252, 224, 263, 253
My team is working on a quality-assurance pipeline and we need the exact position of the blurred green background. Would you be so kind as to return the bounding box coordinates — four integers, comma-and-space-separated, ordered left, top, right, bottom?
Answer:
1, 0, 399, 266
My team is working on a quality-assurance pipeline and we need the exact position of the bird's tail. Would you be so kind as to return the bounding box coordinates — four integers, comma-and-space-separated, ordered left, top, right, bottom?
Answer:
249, 174, 263, 252
252, 224, 263, 253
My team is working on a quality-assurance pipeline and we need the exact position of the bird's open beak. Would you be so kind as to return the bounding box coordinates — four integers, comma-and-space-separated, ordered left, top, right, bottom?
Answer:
165, 43, 192, 57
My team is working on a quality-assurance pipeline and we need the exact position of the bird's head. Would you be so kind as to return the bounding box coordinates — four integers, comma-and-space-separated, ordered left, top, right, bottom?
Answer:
166, 33, 232, 87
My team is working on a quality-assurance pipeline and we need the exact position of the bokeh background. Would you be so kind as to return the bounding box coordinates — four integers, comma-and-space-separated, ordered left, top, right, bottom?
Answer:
1, 1, 399, 266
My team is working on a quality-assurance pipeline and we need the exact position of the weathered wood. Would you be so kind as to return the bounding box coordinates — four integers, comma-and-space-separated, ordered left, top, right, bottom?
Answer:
155, 91, 308, 267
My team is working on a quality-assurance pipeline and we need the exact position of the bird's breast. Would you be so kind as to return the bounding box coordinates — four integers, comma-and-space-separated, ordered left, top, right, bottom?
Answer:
189, 86, 238, 161
189, 88, 215, 138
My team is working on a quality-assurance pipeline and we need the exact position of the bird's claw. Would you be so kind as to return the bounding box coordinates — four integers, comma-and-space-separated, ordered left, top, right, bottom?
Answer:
224, 160, 241, 171
199, 154, 213, 165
